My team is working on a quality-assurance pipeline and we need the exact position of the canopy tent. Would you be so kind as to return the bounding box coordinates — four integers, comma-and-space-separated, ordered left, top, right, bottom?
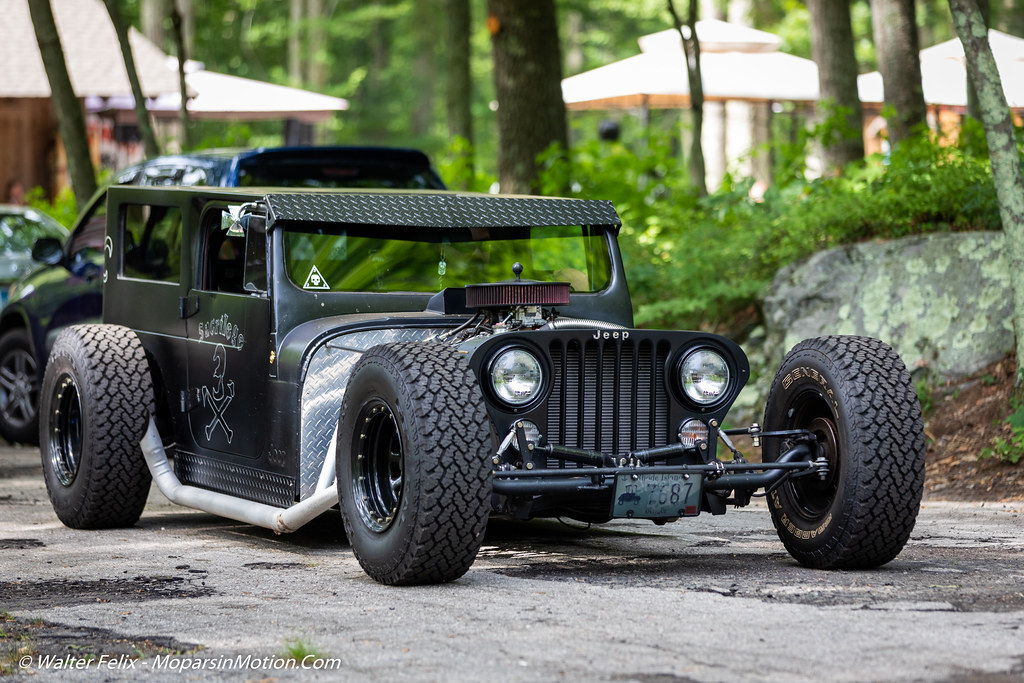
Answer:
561, 19, 819, 109
88, 65, 349, 124
163, 70, 348, 122
858, 29, 1024, 109
562, 50, 819, 109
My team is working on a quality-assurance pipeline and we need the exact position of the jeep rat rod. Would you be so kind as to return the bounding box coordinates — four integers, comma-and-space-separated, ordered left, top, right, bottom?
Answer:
39, 188, 925, 585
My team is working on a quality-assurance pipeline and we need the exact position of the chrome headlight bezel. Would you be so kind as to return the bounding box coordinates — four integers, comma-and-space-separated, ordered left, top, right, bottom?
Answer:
487, 346, 547, 409
675, 347, 733, 407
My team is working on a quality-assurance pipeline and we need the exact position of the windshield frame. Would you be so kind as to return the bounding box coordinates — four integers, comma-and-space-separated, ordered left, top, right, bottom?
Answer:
279, 221, 616, 296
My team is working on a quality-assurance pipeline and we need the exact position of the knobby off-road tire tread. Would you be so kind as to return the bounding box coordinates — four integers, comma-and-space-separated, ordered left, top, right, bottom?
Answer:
338, 342, 493, 585
764, 335, 925, 569
41, 324, 154, 529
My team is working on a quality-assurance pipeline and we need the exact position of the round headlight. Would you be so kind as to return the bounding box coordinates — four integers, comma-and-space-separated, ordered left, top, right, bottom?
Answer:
491, 349, 543, 406
679, 349, 730, 405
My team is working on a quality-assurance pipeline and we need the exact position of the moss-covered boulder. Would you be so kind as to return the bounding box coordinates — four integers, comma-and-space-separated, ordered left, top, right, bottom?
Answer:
762, 231, 1012, 381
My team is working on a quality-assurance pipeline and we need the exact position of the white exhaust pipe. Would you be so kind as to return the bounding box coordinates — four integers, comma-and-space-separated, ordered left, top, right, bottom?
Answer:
140, 418, 338, 534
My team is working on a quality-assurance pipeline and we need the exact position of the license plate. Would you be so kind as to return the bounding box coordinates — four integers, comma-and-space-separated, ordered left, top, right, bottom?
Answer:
612, 472, 702, 518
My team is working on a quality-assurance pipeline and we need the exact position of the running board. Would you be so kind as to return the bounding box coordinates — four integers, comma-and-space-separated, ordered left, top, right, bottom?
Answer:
139, 418, 339, 533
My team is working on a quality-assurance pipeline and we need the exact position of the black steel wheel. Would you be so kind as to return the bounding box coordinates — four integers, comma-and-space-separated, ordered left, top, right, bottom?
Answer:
352, 398, 404, 533
39, 325, 154, 529
763, 335, 925, 569
337, 342, 494, 586
0, 328, 40, 444
48, 373, 83, 486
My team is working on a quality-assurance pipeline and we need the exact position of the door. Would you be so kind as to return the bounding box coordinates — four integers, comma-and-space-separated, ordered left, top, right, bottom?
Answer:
184, 204, 271, 460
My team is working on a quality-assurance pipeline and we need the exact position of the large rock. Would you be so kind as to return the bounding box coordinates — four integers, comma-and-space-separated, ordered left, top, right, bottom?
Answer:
762, 231, 1012, 382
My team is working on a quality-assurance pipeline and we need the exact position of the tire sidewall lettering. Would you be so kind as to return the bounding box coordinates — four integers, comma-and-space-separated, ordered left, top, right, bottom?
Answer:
780, 365, 838, 413
768, 353, 848, 544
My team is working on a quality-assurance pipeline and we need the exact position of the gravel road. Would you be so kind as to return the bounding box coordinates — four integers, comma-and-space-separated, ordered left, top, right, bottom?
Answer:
2, 442, 1022, 682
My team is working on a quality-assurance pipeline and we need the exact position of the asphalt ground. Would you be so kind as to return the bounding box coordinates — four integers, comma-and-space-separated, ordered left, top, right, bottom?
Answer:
2, 441, 1023, 682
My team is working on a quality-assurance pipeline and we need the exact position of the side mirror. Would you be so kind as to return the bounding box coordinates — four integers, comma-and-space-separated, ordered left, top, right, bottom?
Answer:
31, 237, 64, 265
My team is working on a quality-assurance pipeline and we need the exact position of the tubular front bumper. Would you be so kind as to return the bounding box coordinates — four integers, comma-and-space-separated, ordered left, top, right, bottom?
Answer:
491, 428, 827, 516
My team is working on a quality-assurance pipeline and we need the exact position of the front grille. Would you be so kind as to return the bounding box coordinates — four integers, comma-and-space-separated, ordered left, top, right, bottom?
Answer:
546, 337, 671, 467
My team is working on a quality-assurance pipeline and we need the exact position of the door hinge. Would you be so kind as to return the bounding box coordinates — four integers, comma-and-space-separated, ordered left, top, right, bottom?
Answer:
179, 294, 200, 319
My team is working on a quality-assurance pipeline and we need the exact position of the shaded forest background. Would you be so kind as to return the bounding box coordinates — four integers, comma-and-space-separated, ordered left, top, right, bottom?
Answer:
84, 1, 1017, 328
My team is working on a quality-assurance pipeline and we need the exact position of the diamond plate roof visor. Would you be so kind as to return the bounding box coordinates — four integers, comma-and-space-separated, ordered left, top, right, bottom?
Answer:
265, 193, 622, 229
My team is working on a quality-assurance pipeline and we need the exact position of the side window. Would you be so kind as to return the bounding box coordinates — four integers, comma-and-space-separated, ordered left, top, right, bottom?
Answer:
201, 207, 267, 294
121, 204, 182, 283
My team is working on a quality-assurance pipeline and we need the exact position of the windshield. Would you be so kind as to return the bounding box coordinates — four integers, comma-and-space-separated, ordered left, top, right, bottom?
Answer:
284, 224, 612, 294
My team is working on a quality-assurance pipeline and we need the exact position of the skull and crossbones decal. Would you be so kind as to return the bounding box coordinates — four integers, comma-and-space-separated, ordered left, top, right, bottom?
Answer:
202, 344, 235, 443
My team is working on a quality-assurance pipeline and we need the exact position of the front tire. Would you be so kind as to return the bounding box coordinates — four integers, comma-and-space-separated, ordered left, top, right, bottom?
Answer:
763, 336, 925, 569
39, 325, 154, 529
337, 343, 494, 585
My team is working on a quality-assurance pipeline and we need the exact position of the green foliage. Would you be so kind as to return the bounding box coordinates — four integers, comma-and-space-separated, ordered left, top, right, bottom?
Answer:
537, 127, 1005, 331
436, 136, 495, 193
916, 379, 935, 417
25, 185, 78, 227
980, 401, 1024, 465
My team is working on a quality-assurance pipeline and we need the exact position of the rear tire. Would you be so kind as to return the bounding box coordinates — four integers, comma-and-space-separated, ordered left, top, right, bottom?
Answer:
337, 343, 493, 585
0, 328, 40, 444
39, 325, 154, 529
763, 336, 924, 569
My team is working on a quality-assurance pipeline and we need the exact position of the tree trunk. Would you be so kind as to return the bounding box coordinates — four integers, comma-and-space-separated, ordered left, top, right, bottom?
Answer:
104, 0, 160, 158
140, 0, 166, 47
410, 1, 438, 139
170, 2, 191, 150
446, 0, 474, 189
949, 0, 1024, 381
488, 0, 568, 194
307, 0, 329, 90
289, 0, 304, 86
807, 0, 864, 172
176, 0, 194, 59
870, 0, 927, 146
966, 0, 990, 123
668, 0, 707, 196
28, 0, 96, 209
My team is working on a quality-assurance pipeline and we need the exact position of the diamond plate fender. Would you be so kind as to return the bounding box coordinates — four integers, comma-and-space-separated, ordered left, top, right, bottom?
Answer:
298, 327, 445, 499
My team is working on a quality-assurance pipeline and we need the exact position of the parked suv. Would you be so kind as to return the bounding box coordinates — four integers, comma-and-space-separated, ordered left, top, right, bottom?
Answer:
39, 186, 926, 585
0, 146, 444, 443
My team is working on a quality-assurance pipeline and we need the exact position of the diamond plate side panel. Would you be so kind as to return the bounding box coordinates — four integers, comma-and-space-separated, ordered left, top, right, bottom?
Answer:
176, 451, 295, 508
298, 328, 446, 499
266, 193, 621, 229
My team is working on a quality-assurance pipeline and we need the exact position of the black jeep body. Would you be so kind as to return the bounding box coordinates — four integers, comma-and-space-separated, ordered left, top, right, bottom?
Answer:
0, 146, 444, 445
39, 187, 927, 586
